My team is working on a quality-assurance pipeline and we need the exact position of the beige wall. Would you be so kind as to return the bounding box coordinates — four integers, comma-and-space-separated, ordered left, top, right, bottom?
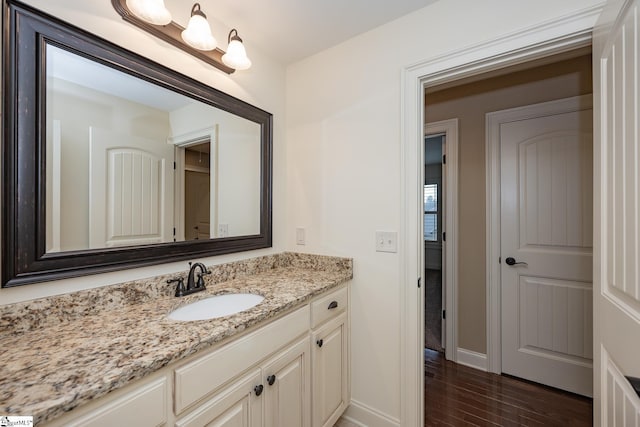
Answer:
425, 54, 593, 354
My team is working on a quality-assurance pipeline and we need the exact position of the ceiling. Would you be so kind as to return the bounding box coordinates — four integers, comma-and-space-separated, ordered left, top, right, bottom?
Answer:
167, 0, 438, 64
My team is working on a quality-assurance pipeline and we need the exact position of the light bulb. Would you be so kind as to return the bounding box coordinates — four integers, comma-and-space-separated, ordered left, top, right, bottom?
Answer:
222, 30, 251, 70
181, 3, 217, 51
126, 0, 172, 25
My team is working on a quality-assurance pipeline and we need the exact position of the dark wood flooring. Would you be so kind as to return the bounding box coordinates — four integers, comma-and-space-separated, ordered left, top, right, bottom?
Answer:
424, 349, 593, 426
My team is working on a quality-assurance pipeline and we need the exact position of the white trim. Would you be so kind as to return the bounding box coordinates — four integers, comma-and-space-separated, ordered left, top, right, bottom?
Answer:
485, 94, 593, 374
343, 400, 400, 427
425, 119, 459, 362
167, 126, 217, 147
456, 348, 488, 372
400, 5, 602, 425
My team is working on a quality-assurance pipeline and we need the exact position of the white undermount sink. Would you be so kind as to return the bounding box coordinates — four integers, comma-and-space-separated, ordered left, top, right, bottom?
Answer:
168, 293, 264, 321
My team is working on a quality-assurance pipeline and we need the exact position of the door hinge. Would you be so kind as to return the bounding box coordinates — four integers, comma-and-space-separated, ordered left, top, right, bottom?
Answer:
442, 232, 446, 242
443, 154, 446, 164
173, 161, 176, 170
442, 310, 446, 319
417, 278, 421, 288
499, 257, 501, 264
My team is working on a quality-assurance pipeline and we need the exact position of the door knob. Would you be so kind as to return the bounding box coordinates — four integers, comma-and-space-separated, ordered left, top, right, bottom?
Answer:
505, 257, 528, 266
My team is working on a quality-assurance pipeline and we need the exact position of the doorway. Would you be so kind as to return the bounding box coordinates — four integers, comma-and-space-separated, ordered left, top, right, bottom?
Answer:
183, 141, 212, 241
400, 12, 599, 426
423, 51, 592, 379
424, 133, 444, 353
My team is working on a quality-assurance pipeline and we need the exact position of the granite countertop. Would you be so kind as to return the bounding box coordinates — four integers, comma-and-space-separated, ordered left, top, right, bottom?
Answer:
0, 252, 352, 424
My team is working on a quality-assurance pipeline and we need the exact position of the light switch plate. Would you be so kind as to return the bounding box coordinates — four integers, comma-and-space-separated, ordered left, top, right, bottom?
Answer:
376, 231, 397, 253
296, 227, 305, 245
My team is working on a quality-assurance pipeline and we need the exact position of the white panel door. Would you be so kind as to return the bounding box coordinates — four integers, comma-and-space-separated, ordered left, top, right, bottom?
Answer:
500, 97, 594, 396
89, 127, 174, 248
593, 0, 640, 424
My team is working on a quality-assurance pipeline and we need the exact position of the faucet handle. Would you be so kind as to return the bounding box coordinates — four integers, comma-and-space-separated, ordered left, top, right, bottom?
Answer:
196, 273, 206, 289
167, 277, 186, 297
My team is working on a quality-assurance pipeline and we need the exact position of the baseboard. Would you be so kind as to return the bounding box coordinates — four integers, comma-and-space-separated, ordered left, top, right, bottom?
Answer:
342, 400, 400, 427
456, 348, 488, 371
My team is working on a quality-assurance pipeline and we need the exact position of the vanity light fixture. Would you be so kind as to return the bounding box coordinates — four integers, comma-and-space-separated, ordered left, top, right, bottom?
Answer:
112, 0, 252, 74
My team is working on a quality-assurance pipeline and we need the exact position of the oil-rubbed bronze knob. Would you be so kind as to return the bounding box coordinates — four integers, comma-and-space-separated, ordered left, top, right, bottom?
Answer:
317, 339, 324, 348
267, 375, 276, 386
254, 384, 264, 396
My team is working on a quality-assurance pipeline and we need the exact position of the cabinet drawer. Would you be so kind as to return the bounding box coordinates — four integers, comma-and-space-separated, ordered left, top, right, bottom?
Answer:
174, 305, 310, 414
63, 377, 167, 427
311, 287, 347, 329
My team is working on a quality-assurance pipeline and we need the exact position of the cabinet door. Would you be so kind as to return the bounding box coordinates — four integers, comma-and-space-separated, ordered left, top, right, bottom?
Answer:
176, 369, 262, 427
263, 337, 310, 427
312, 313, 348, 427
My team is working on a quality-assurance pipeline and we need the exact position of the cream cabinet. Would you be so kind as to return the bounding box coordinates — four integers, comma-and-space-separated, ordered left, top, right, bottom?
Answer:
263, 337, 310, 427
44, 374, 170, 427
177, 337, 311, 427
43, 285, 348, 427
175, 369, 263, 427
311, 286, 349, 427
312, 313, 348, 427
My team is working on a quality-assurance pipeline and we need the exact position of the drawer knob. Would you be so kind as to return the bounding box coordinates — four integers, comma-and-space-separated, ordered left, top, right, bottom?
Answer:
328, 300, 338, 310
317, 339, 324, 348
267, 374, 276, 386
254, 384, 264, 396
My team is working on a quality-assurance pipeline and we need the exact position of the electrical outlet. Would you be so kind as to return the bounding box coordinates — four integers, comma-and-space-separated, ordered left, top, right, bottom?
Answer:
218, 223, 229, 237
375, 231, 397, 253
296, 227, 305, 245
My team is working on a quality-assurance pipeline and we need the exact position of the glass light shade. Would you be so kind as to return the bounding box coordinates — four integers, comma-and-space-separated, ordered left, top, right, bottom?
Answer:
222, 39, 251, 70
181, 13, 217, 51
126, 0, 172, 25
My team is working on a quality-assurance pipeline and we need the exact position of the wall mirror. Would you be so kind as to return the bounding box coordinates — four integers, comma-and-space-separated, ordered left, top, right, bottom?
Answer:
2, 1, 273, 287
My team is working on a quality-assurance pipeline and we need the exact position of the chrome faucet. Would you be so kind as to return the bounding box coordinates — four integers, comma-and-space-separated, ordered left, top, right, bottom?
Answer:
167, 261, 211, 297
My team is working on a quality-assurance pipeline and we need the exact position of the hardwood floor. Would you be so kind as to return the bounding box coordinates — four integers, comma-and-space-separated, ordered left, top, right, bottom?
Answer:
424, 349, 593, 426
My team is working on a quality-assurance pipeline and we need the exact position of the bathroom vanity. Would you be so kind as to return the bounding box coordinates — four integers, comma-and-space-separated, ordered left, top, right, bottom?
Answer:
0, 253, 352, 427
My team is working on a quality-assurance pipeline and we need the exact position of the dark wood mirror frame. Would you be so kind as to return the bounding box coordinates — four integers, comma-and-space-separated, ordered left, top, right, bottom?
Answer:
2, 0, 273, 287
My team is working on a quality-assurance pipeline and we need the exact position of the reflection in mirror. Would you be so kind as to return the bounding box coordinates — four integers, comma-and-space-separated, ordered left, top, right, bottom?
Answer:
45, 45, 261, 253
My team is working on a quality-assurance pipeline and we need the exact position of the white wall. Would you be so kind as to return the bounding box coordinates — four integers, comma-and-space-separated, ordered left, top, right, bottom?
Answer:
285, 0, 602, 424
0, 0, 286, 304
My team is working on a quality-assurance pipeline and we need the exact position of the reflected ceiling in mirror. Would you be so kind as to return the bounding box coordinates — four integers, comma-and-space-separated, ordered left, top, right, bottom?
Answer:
45, 45, 261, 253
2, 0, 272, 287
